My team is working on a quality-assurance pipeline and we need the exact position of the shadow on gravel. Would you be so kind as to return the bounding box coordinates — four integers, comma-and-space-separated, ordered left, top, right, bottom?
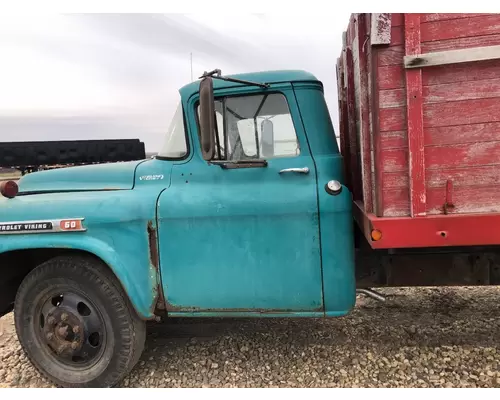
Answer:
143, 287, 500, 354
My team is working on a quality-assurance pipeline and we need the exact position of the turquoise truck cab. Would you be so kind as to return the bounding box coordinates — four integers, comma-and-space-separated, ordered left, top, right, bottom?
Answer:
0, 70, 355, 387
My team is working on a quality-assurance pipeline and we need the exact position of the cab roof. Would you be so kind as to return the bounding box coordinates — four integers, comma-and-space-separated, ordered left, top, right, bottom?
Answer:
179, 69, 321, 99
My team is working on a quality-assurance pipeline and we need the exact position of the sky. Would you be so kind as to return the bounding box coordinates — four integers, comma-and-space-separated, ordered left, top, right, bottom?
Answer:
0, 13, 351, 152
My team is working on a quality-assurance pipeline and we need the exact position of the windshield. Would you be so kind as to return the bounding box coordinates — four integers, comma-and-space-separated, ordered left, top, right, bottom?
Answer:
158, 102, 188, 158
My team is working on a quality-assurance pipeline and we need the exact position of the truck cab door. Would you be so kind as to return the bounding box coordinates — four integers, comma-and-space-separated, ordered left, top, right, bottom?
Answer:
157, 85, 324, 315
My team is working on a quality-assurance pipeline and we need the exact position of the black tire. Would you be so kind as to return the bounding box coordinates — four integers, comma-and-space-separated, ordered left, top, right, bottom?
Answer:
14, 254, 146, 388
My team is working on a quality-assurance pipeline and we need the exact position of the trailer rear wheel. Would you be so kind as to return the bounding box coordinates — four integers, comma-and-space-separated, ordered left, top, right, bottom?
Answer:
13, 254, 146, 388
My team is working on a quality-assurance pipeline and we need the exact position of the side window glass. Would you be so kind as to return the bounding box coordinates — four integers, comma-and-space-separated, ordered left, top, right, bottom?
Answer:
198, 93, 300, 161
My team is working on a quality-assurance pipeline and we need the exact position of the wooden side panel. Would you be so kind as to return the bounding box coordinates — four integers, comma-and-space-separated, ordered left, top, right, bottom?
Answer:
355, 14, 374, 213
337, 45, 352, 192
338, 14, 375, 208
379, 78, 500, 108
345, 20, 363, 202
371, 13, 500, 217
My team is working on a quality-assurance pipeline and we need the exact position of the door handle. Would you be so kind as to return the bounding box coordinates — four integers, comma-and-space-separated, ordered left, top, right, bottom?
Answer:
279, 167, 310, 174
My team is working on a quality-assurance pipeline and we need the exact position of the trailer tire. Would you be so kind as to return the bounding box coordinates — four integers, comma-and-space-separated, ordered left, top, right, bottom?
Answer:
13, 254, 146, 388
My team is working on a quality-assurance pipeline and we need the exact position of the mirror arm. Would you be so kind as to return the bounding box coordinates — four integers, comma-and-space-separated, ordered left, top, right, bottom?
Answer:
199, 69, 270, 89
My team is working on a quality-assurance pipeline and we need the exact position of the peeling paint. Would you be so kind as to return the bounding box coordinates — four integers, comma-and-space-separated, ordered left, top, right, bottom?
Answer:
147, 219, 164, 315
147, 220, 159, 271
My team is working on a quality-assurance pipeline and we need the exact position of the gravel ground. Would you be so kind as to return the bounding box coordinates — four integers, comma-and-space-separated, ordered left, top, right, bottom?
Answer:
1, 286, 500, 388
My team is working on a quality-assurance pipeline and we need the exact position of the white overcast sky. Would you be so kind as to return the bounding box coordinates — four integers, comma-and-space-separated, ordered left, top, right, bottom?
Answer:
0, 13, 352, 152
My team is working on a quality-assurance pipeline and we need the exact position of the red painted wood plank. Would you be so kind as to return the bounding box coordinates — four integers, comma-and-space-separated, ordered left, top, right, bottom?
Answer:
381, 140, 500, 172
426, 185, 500, 214
425, 141, 500, 169
371, 45, 384, 216
379, 107, 406, 131
426, 122, 500, 146
373, 23, 500, 66
340, 62, 354, 191
384, 171, 409, 189
421, 14, 489, 23
383, 183, 500, 216
336, 58, 350, 188
378, 65, 405, 90
378, 46, 404, 66
385, 163, 500, 190
346, 46, 363, 202
380, 130, 407, 149
425, 77, 500, 103
391, 14, 404, 27
381, 188, 411, 216
426, 165, 500, 188
421, 14, 500, 43
422, 33, 500, 53
380, 77, 500, 109
423, 59, 500, 86
405, 13, 426, 217
379, 88, 405, 109
347, 14, 356, 43
390, 26, 404, 45
379, 34, 500, 66
424, 97, 500, 128
382, 148, 407, 172
356, 13, 374, 213
380, 123, 500, 148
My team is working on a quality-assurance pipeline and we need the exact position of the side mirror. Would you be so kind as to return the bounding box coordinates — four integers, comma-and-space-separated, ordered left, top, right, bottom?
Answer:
199, 77, 215, 160
261, 119, 274, 158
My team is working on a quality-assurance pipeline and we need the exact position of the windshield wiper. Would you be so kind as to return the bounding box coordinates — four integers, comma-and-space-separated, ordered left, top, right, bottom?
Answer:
199, 69, 270, 89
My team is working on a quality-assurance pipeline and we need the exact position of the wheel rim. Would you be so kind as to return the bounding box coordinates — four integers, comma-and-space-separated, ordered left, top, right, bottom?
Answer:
36, 290, 107, 368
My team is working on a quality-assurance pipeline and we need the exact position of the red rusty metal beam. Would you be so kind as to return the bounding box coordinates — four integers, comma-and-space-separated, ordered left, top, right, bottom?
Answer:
354, 201, 500, 249
404, 13, 426, 217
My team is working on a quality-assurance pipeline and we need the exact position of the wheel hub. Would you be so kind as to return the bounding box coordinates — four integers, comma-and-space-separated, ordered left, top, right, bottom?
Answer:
38, 292, 105, 366
43, 307, 84, 356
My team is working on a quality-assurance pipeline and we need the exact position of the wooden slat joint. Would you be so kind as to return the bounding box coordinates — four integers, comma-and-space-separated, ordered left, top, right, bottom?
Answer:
405, 45, 500, 69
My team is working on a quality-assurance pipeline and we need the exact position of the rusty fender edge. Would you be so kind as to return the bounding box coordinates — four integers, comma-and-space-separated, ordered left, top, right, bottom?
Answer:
147, 220, 166, 318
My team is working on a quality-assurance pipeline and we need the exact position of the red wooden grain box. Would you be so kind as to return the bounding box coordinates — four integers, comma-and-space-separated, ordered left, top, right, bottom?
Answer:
337, 13, 500, 249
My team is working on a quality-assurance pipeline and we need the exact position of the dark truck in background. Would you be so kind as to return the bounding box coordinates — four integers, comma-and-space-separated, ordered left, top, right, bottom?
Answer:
0, 139, 147, 177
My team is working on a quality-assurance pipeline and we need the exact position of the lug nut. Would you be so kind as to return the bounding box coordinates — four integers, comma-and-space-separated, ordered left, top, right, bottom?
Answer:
71, 342, 79, 350
73, 326, 80, 334
58, 326, 69, 338
61, 313, 68, 322
47, 316, 56, 325
46, 333, 54, 340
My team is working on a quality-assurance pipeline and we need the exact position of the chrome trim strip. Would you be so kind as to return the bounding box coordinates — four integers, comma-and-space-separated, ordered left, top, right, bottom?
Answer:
0, 218, 86, 235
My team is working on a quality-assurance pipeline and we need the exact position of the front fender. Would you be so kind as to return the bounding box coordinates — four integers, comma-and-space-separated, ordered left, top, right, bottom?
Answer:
0, 189, 163, 319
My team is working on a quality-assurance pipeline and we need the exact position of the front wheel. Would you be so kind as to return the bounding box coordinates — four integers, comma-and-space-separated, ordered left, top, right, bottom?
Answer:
14, 255, 146, 387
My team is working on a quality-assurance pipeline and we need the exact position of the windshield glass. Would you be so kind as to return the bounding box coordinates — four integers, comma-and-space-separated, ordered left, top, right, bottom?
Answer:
158, 101, 188, 158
